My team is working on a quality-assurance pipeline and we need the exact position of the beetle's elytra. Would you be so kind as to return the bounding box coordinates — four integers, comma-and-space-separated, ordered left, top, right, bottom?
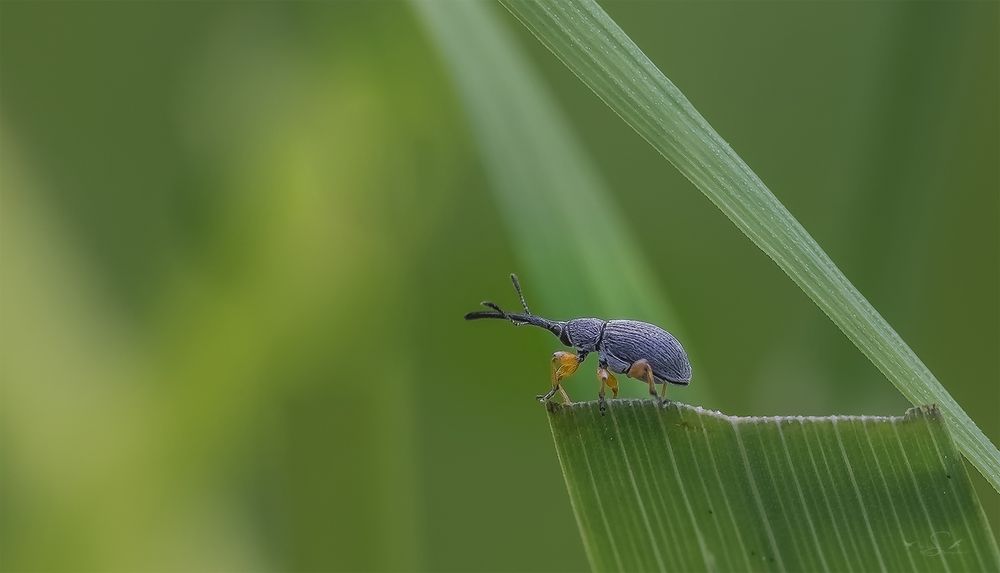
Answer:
465, 274, 692, 413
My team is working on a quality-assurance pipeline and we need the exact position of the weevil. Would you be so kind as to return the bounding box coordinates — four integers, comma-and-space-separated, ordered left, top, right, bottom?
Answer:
465, 274, 692, 413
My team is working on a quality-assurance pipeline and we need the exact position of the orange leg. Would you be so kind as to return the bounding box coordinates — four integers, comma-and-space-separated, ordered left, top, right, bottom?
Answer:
627, 359, 663, 405
537, 351, 579, 405
597, 366, 619, 415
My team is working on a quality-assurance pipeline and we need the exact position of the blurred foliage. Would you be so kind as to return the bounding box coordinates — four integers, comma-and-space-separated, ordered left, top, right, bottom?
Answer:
416, 0, 710, 403
0, 1, 996, 571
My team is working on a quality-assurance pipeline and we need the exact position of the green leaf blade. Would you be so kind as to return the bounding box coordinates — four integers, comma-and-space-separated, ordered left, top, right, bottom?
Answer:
498, 0, 1000, 492
549, 401, 999, 572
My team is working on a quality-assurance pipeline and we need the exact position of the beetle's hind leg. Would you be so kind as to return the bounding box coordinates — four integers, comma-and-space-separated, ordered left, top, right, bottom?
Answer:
627, 359, 664, 406
537, 351, 579, 405
597, 364, 619, 415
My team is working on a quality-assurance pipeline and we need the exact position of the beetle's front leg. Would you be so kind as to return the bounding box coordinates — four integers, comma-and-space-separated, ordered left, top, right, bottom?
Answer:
537, 351, 580, 405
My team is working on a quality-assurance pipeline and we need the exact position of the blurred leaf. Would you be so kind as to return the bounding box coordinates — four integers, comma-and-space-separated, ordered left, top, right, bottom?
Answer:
550, 401, 999, 571
0, 14, 424, 567
496, 0, 1000, 492
0, 130, 267, 571
414, 0, 711, 403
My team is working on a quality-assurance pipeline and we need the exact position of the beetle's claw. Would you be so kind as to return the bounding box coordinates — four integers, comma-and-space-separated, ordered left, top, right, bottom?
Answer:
598, 396, 608, 415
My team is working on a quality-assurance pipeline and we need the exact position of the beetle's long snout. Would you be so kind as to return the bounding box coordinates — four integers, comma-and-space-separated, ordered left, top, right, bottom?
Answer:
465, 309, 565, 340
523, 315, 565, 338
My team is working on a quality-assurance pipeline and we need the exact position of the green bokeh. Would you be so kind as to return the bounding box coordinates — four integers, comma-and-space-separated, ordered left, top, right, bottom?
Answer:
1, 1, 996, 571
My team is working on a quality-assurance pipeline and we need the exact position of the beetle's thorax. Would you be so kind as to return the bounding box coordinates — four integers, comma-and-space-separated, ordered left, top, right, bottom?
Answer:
562, 318, 606, 351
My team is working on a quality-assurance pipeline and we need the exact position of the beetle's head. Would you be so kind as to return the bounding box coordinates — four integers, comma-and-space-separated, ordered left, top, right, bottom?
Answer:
562, 318, 604, 351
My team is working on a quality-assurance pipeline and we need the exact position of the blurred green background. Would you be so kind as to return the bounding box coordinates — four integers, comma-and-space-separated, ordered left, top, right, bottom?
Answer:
1, 1, 996, 571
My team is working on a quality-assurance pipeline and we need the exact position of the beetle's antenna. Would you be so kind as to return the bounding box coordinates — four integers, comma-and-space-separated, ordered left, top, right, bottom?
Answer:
466, 296, 563, 338
510, 273, 531, 315
481, 301, 507, 318
465, 275, 563, 338
482, 300, 530, 327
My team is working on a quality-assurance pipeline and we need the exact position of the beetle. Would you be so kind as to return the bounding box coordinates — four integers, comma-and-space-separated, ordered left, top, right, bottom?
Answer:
465, 274, 691, 413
